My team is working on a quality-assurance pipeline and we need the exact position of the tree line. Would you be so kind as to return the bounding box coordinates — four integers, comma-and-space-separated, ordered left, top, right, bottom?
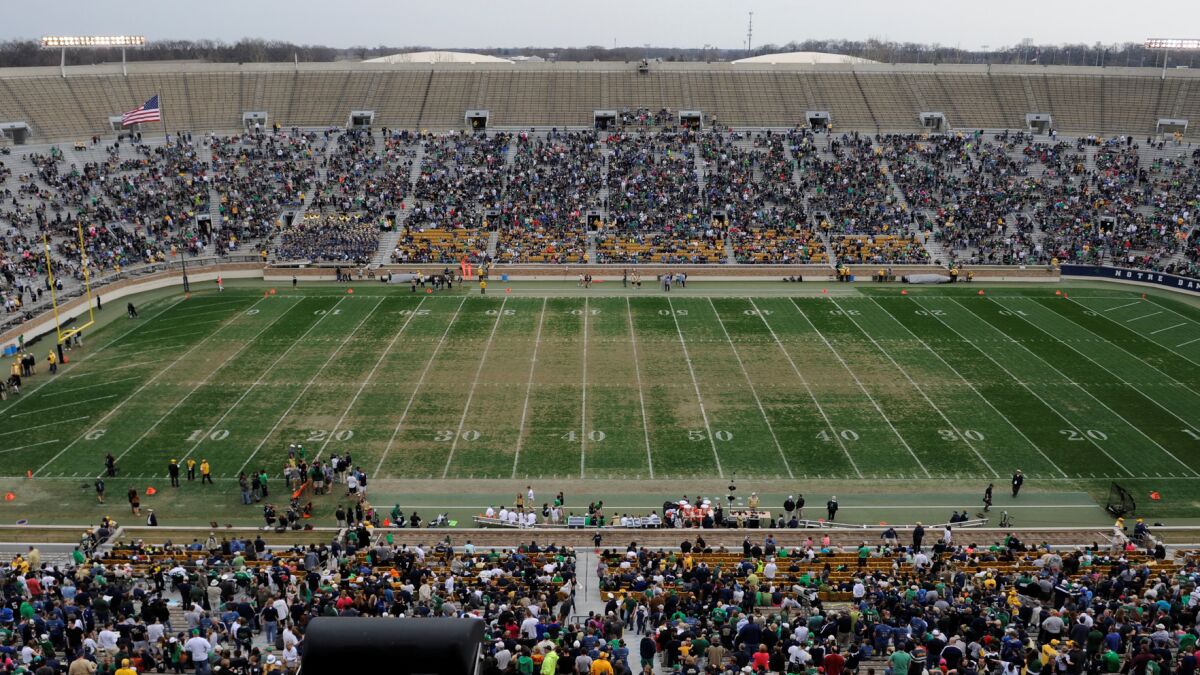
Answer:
0, 37, 1193, 70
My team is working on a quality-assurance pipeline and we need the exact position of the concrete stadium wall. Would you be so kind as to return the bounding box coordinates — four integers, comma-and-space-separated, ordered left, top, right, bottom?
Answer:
1, 62, 1197, 142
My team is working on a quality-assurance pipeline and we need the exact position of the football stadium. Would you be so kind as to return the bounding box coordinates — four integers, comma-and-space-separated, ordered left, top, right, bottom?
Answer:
1, 4, 1200, 673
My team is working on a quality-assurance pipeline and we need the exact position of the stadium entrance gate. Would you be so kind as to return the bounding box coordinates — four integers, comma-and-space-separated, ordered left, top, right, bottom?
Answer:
594, 110, 617, 130
466, 109, 490, 131
1157, 118, 1188, 135
348, 110, 375, 128
1026, 113, 1053, 135
920, 112, 947, 132
806, 111, 831, 131
679, 110, 703, 129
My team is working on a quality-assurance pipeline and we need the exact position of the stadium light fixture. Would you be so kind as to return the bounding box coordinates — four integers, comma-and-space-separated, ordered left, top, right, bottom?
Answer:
1144, 38, 1200, 79
40, 35, 146, 78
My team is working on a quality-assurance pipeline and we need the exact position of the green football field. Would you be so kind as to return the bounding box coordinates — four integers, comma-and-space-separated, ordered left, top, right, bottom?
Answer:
1, 280, 1199, 525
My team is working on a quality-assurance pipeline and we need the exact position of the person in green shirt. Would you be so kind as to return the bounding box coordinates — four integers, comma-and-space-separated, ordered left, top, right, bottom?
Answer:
516, 648, 535, 675
1100, 647, 1121, 673
857, 543, 870, 568
889, 648, 912, 675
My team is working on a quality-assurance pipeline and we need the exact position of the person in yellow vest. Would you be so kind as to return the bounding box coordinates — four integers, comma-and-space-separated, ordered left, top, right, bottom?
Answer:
47, 349, 58, 374
200, 459, 213, 484
186, 458, 197, 481
480, 278, 487, 295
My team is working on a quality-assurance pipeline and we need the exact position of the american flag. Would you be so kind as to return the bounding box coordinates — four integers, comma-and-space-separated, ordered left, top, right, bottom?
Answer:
121, 95, 161, 126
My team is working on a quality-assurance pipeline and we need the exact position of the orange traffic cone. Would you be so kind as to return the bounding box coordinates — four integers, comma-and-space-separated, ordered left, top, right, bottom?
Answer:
4, 492, 14, 501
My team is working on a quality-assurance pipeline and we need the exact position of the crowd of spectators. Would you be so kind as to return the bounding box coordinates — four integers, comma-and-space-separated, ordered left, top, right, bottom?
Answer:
276, 213, 378, 264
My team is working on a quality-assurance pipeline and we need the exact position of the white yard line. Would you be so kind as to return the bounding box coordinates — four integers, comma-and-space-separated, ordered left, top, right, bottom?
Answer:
750, 299, 862, 478
511, 299, 549, 479
625, 298, 655, 479
1064, 298, 1200, 396
832, 298, 998, 478
11, 395, 117, 418
789, 298, 931, 478
1125, 311, 1163, 323
1180, 337, 1200, 348
666, 297, 724, 478
442, 297, 508, 478
181, 298, 348, 465
374, 297, 467, 475
313, 297, 427, 463
134, 319, 221, 336
1150, 323, 1186, 335
124, 329, 206, 346
66, 358, 168, 378
92, 343, 187, 363
579, 298, 589, 479
938, 299, 1137, 476
0, 297, 187, 416
707, 298, 793, 479
52, 377, 139, 396
0, 416, 88, 437
870, 298, 1068, 478
1103, 301, 1141, 312
33, 296, 267, 476
992, 298, 1199, 476
234, 297, 379, 475
0, 439, 61, 455
114, 297, 305, 470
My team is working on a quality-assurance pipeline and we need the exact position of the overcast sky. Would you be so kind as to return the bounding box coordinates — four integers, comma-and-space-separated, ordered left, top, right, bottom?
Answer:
10, 0, 1197, 51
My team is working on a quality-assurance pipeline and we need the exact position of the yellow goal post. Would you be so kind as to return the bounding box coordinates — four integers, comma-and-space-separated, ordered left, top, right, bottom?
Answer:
41, 221, 96, 344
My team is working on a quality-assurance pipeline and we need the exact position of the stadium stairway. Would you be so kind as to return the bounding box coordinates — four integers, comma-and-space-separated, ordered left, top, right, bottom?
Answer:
486, 230, 499, 259
372, 228, 403, 266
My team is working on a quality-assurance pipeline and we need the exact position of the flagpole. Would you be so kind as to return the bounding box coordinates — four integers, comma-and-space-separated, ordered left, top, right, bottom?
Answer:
158, 92, 168, 143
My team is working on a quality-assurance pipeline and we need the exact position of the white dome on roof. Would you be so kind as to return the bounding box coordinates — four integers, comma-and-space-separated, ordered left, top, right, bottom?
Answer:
363, 50, 513, 64
733, 51, 876, 65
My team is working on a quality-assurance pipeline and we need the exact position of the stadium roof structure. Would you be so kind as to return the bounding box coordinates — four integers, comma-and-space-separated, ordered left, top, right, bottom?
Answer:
733, 51, 877, 65
363, 50, 513, 64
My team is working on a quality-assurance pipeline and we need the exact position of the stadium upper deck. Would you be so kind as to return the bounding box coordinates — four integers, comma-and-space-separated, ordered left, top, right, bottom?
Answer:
0, 61, 1198, 141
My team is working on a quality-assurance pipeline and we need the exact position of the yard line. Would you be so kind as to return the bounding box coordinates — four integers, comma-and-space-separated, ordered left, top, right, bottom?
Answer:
512, 299, 549, 479
625, 298, 654, 479
869, 298, 1068, 478
750, 299, 861, 477
66, 358, 168, 378
0, 296, 187, 416
1125, 311, 1163, 323
92, 343, 186, 362
992, 298, 1199, 476
11, 395, 117, 418
113, 297, 306, 470
832, 298, 999, 477
52, 377, 139, 395
184, 298, 352, 465
32, 297, 266, 476
374, 297, 467, 475
0, 417, 88, 437
313, 297, 427, 463
1063, 297, 1200, 390
442, 297, 508, 478
0, 439, 61, 455
708, 298, 793, 479
1150, 323, 1186, 335
666, 297, 724, 478
125, 329, 206, 346
579, 298, 588, 479
235, 297, 379, 475
134, 318, 221, 336
937, 299, 1137, 476
790, 298, 931, 478
1180, 337, 1200, 348
1103, 301, 1141, 312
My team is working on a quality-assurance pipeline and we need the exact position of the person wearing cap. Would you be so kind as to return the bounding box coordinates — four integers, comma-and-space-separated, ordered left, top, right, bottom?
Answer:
1012, 469, 1024, 497
185, 629, 212, 675
826, 496, 838, 522
168, 459, 181, 487
589, 652, 613, 675
200, 459, 213, 484
114, 659, 136, 675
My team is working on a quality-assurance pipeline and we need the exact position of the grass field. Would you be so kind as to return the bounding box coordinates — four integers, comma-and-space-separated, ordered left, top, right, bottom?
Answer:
1, 280, 1198, 526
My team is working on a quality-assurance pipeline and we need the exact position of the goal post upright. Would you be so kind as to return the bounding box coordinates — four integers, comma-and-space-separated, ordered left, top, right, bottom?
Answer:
41, 221, 96, 345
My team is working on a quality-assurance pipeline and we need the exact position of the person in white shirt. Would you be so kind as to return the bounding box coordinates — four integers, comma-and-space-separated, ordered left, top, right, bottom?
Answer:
525, 511, 536, 527
526, 486, 535, 503
763, 560, 777, 580
98, 626, 120, 655
147, 618, 165, 645
521, 613, 539, 639
498, 507, 509, 522
485, 506, 496, 518
506, 510, 520, 525
494, 643, 512, 670
184, 633, 212, 674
